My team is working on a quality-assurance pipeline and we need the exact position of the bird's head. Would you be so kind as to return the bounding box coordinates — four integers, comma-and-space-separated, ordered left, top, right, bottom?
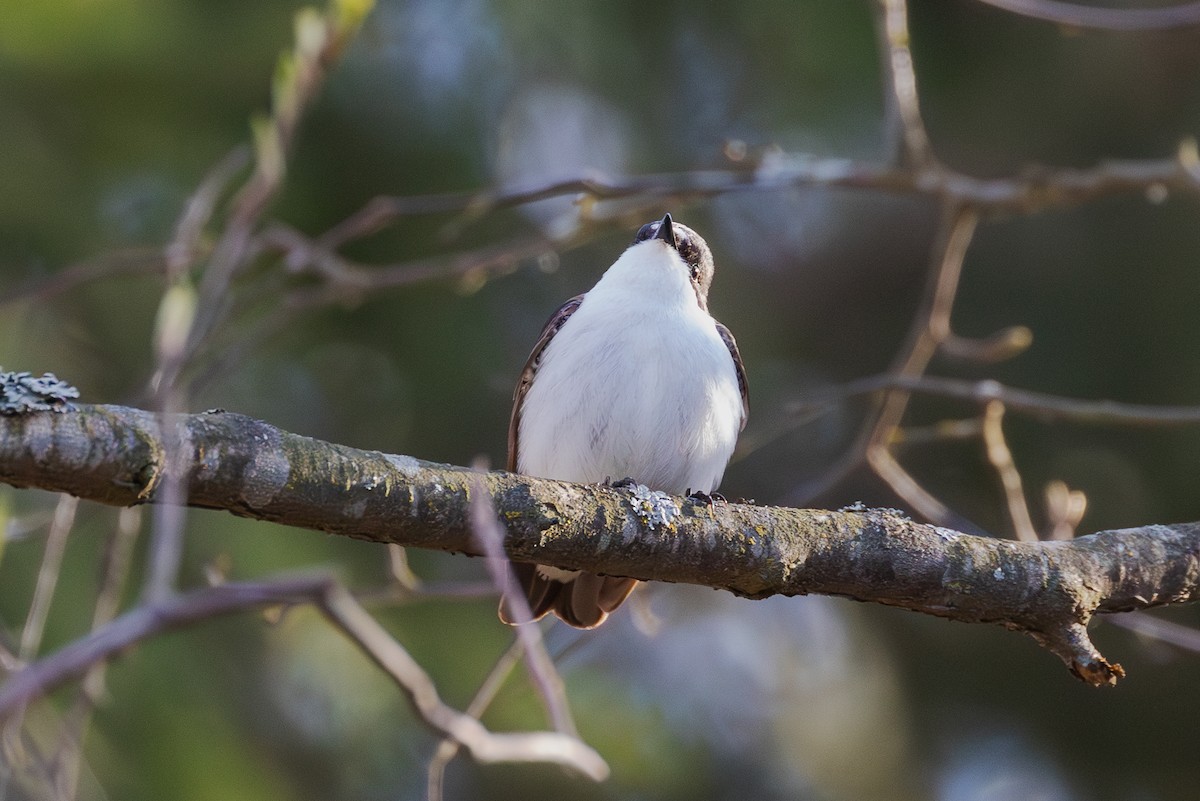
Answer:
632, 213, 716, 309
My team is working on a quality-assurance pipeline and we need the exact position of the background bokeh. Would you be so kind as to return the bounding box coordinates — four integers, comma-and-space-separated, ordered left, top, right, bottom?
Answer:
3, 1, 1200, 799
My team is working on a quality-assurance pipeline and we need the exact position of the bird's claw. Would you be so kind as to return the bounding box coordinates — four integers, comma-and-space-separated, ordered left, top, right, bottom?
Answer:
687, 490, 727, 509
607, 477, 640, 490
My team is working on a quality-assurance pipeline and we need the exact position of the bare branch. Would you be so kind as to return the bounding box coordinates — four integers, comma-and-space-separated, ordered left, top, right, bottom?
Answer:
427, 639, 525, 801
1042, 480, 1086, 541
6, 152, 1198, 317
865, 446, 961, 526
53, 506, 143, 800
981, 401, 1038, 542
1107, 611, 1200, 653
469, 475, 577, 738
802, 374, 1200, 427
0, 248, 167, 308
164, 146, 252, 277
2, 403, 1198, 686
783, 205, 984, 509
137, 9, 376, 605
312, 582, 607, 778
257, 223, 555, 301
0, 575, 609, 780
19, 495, 78, 662
975, 0, 1200, 31
311, 153, 1200, 258
862, 204, 980, 523
183, 4, 373, 370
875, 0, 935, 167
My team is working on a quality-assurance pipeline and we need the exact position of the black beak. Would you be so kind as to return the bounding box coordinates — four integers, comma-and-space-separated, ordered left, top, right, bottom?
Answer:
653, 213, 677, 249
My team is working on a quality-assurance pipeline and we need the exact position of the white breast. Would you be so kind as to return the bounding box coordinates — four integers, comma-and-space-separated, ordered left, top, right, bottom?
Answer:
517, 245, 743, 495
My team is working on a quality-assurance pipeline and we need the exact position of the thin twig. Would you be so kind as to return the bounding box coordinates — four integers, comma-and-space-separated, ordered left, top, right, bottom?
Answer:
19, 496, 79, 662
940, 326, 1033, 363
140, 418, 189, 604
0, 249, 168, 308
140, 108, 254, 611
4, 496, 79, 801
178, 5, 374, 381
52, 506, 142, 801
866, 447, 965, 529
875, 0, 936, 167
308, 152, 1200, 258
862, 204, 980, 522
469, 473, 578, 739
258, 223, 555, 299
975, 0, 1200, 30
164, 147, 252, 277
6, 150, 1200, 316
795, 374, 1200, 427
313, 581, 605, 777
1107, 611, 1200, 652
893, 418, 983, 445
354, 581, 498, 607
387, 545, 421, 592
0, 576, 609, 780
1043, 480, 1086, 541
981, 401, 1038, 542
426, 639, 525, 801
178, 229, 558, 396
781, 205, 979, 505
3, 496, 79, 801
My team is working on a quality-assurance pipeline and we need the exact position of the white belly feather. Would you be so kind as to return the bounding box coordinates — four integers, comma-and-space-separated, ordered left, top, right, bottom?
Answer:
517, 294, 742, 496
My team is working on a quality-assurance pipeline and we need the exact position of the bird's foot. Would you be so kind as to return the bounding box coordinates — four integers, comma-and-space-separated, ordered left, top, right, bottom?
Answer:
687, 490, 727, 510
606, 476, 640, 490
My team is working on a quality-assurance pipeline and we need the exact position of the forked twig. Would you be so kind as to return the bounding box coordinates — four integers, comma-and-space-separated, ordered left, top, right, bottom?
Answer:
0, 576, 609, 780
426, 639, 525, 801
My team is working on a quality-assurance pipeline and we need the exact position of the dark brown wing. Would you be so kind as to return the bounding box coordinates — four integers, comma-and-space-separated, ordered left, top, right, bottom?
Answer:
501, 294, 634, 630
498, 563, 560, 624
715, 322, 749, 431
507, 294, 586, 471
498, 565, 637, 629
555, 574, 637, 629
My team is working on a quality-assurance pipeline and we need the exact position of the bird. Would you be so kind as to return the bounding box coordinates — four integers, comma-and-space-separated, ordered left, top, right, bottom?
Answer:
499, 213, 748, 629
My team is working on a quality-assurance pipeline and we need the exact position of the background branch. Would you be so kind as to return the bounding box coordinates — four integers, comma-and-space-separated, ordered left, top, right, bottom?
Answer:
800, 374, 1200, 427
976, 0, 1200, 31
0, 574, 608, 781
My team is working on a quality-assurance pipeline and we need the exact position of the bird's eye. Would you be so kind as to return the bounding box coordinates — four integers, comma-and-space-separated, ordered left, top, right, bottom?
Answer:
676, 236, 702, 280
633, 222, 658, 244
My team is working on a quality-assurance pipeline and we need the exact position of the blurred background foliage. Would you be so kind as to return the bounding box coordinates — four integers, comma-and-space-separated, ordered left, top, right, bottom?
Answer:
2, 0, 1200, 799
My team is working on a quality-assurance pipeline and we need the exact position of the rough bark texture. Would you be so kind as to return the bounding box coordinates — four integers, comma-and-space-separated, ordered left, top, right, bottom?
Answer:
2, 403, 1198, 686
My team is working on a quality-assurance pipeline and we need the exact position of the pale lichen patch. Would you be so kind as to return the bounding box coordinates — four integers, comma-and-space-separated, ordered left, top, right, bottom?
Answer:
384, 453, 421, 477
625, 484, 679, 530
242, 428, 290, 507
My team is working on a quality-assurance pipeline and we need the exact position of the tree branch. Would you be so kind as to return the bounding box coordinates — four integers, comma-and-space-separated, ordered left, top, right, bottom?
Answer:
0, 574, 608, 781
975, 0, 1200, 31
307, 152, 1200, 252
6, 153, 1199, 310
2, 404, 1198, 686
798, 373, 1200, 427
